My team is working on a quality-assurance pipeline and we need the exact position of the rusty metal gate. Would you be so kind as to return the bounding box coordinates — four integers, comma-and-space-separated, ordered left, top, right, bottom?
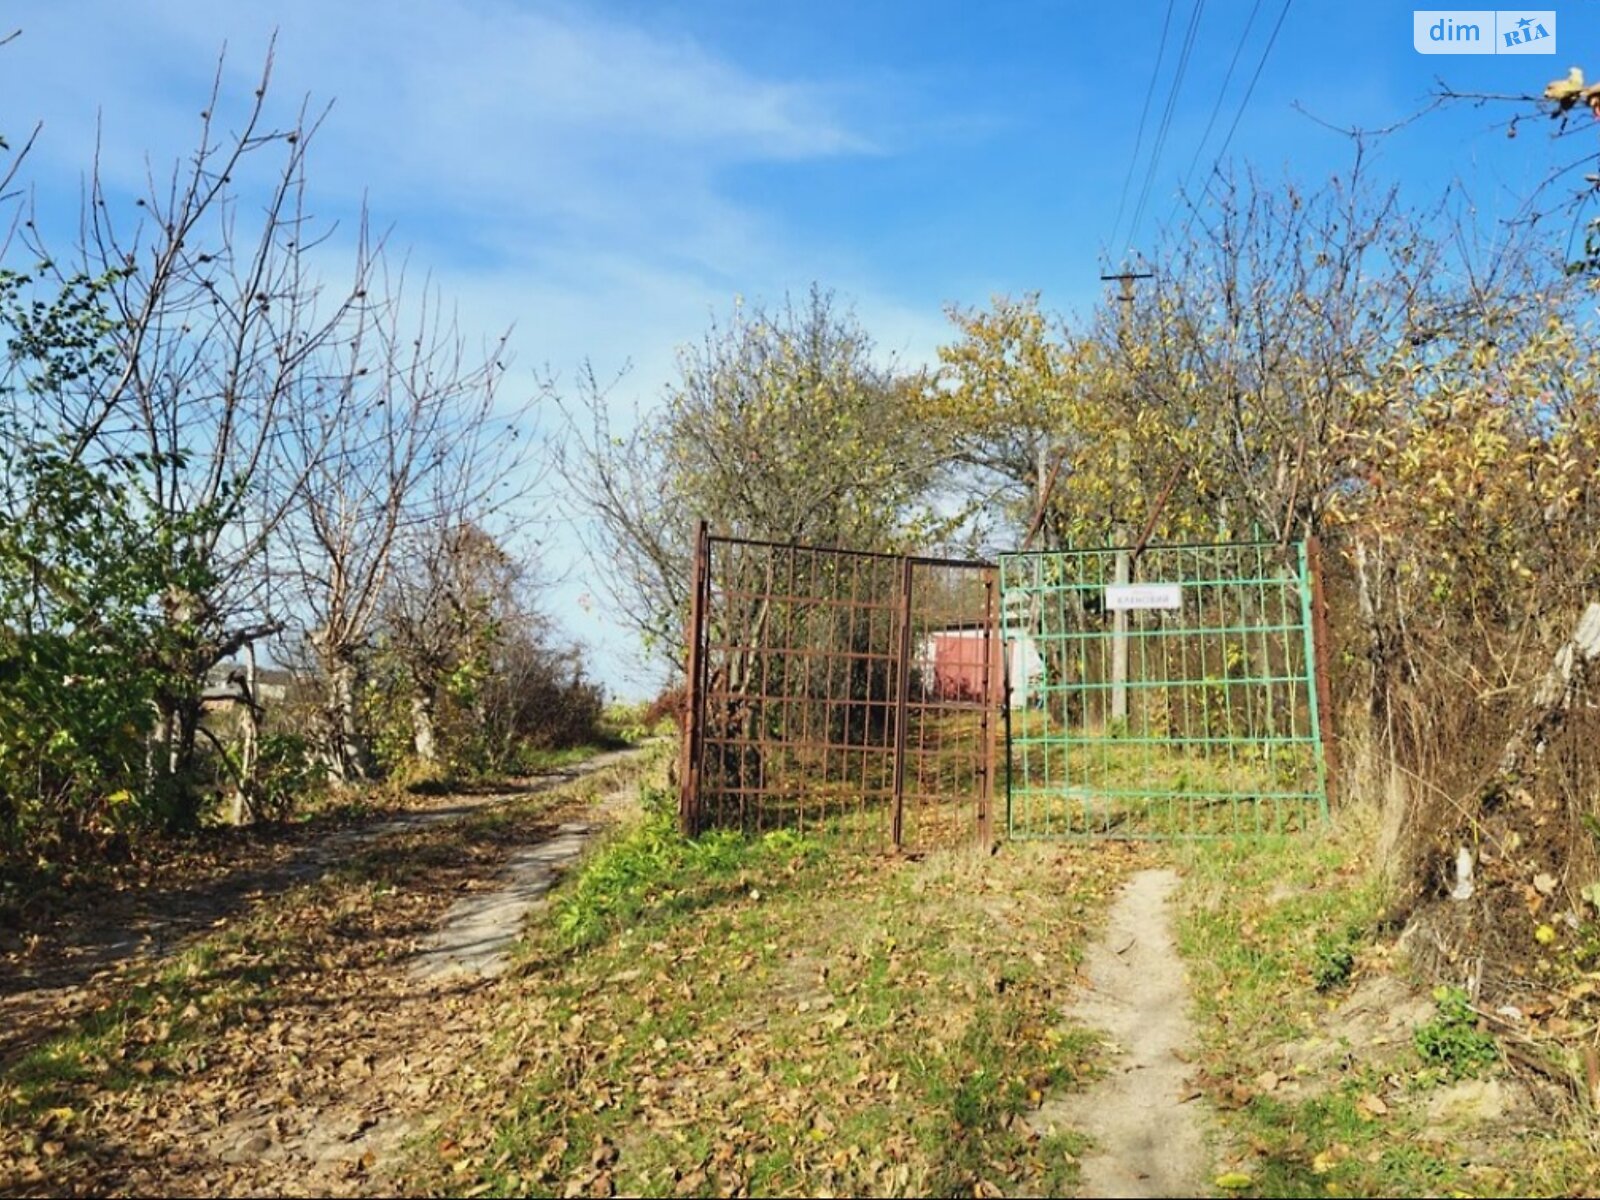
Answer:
678, 524, 999, 850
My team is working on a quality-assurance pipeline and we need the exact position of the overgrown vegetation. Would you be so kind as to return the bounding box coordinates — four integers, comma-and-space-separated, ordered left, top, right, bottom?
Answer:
1174, 820, 1598, 1198
10, 29, 1600, 1199
559, 109, 1600, 1048
544, 102, 1600, 1190
1413, 987, 1500, 1080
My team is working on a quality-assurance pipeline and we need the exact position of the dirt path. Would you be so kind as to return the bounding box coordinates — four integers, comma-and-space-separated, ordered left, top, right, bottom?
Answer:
182, 774, 643, 1195
1041, 867, 1210, 1198
410, 780, 637, 983
0, 748, 642, 1069
1, 749, 649, 1197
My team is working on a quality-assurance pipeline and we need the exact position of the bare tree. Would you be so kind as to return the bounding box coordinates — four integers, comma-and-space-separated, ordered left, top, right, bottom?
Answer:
375, 370, 542, 763
0, 29, 39, 220
273, 253, 512, 782
556, 363, 693, 665
382, 522, 506, 763
1135, 157, 1446, 539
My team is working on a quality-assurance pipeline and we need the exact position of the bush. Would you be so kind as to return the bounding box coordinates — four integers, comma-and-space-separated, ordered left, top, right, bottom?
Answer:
0, 384, 178, 855
640, 686, 685, 733
360, 613, 606, 783
249, 732, 318, 823
1311, 925, 1362, 992
0, 630, 161, 853
600, 695, 680, 745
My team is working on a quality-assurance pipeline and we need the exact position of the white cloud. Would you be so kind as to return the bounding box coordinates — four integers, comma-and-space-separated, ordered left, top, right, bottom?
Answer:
3, 0, 936, 697
8, 1, 868, 260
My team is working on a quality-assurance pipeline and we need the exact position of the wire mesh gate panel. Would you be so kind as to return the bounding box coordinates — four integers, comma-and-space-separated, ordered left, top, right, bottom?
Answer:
998, 541, 1330, 838
679, 529, 999, 851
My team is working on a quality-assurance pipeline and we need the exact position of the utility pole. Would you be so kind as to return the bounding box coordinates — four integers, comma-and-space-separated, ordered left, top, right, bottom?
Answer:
1100, 269, 1152, 728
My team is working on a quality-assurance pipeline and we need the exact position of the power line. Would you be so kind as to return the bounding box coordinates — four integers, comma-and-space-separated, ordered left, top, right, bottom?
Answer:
1210, 0, 1292, 174
1177, 0, 1294, 245
1171, 0, 1263, 221
1108, 0, 1177, 258
1129, 0, 1207, 249
1127, 0, 1207, 256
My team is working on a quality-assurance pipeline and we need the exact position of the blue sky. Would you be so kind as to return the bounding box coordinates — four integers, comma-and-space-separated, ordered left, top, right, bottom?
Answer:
4, 2, 1596, 697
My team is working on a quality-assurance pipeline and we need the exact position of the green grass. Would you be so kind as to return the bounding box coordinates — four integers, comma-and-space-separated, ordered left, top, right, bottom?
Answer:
552, 810, 820, 949
1413, 987, 1499, 1080
515, 738, 632, 774
1176, 827, 1384, 1042
412, 825, 1127, 1198
1003, 710, 1324, 839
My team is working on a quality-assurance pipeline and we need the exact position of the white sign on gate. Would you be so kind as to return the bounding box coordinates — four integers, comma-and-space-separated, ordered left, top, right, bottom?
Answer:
1105, 583, 1183, 611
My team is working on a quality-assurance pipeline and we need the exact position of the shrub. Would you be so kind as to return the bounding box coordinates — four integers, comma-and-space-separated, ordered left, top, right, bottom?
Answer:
250, 732, 318, 822
1311, 925, 1362, 992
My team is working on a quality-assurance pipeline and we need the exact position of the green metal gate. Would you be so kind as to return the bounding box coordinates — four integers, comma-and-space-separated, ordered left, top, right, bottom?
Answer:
997, 540, 1330, 838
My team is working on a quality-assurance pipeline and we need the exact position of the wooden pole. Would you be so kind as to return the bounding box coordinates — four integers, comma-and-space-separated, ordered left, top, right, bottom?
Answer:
1100, 270, 1150, 728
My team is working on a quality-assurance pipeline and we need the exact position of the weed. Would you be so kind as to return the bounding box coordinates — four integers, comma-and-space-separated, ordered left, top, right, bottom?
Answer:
1413, 986, 1499, 1079
551, 814, 820, 950
637, 783, 677, 821
1311, 925, 1360, 992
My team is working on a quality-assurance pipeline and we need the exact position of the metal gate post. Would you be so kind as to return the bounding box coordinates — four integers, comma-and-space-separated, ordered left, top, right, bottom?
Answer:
890, 556, 915, 849
1305, 534, 1340, 803
978, 573, 998, 845
1297, 539, 1332, 821
678, 520, 709, 836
